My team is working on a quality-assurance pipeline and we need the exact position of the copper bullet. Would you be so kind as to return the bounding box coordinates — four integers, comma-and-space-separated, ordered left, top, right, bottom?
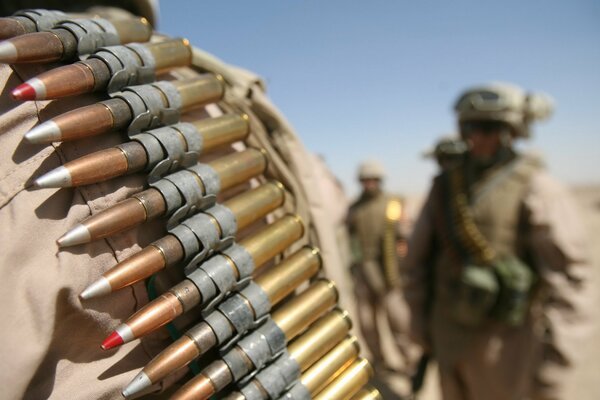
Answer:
25, 99, 131, 144
35, 112, 246, 188
25, 75, 225, 144
0, 16, 151, 63
81, 182, 286, 299
57, 148, 267, 247
0, 10, 67, 40
101, 215, 304, 349
12, 38, 191, 100
57, 191, 165, 247
121, 246, 321, 397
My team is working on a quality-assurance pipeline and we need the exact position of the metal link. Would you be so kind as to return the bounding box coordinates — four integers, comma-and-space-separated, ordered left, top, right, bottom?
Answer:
206, 204, 238, 240
239, 282, 270, 321
152, 164, 219, 228
185, 266, 217, 306
131, 122, 202, 180
217, 292, 255, 340
149, 164, 220, 228
188, 163, 220, 197
89, 43, 156, 93
180, 212, 220, 261
112, 81, 180, 134
14, 9, 66, 31
202, 254, 238, 302
56, 18, 119, 55
204, 310, 235, 344
223, 244, 255, 283
129, 132, 164, 169
223, 319, 286, 381
241, 352, 301, 400
168, 223, 201, 262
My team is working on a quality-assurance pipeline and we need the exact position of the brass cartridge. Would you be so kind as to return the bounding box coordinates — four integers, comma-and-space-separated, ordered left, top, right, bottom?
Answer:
313, 358, 374, 400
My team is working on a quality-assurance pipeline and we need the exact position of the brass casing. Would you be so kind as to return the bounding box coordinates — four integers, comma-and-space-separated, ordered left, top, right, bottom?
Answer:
313, 358, 373, 400
148, 38, 191, 71
224, 181, 284, 230
110, 17, 152, 44
240, 214, 304, 271
301, 336, 360, 396
193, 113, 249, 152
288, 309, 351, 370
350, 387, 383, 400
172, 74, 225, 110
272, 279, 338, 341
255, 246, 321, 305
67, 147, 128, 186
209, 148, 267, 191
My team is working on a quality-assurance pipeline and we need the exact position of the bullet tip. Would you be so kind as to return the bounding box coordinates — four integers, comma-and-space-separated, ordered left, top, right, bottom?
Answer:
24, 121, 62, 144
12, 77, 45, 100
101, 331, 124, 350
122, 371, 152, 398
34, 166, 72, 188
11, 82, 35, 101
0, 40, 17, 64
80, 277, 111, 300
57, 224, 91, 247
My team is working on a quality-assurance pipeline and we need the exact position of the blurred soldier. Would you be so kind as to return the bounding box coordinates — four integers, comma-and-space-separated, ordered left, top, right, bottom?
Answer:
347, 161, 410, 375
404, 83, 592, 400
423, 135, 467, 171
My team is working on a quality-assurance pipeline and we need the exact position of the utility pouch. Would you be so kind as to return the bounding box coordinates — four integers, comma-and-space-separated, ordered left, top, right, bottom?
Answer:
492, 256, 535, 326
451, 264, 499, 327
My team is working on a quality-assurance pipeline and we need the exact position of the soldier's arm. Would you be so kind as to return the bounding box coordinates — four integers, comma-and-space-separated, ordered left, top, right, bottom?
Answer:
402, 186, 437, 350
523, 171, 594, 399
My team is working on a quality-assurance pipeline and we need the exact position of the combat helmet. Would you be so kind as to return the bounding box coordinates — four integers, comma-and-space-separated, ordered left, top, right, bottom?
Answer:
454, 82, 554, 138
358, 160, 385, 180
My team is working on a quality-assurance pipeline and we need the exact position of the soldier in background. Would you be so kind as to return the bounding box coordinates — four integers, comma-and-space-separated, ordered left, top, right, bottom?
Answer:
347, 161, 414, 396
404, 83, 593, 400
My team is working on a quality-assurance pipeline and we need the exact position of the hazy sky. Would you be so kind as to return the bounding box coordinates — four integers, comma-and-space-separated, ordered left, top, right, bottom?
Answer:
160, 1, 600, 196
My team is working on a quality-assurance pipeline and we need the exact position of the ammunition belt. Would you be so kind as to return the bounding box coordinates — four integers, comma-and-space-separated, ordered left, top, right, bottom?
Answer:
3, 7, 379, 399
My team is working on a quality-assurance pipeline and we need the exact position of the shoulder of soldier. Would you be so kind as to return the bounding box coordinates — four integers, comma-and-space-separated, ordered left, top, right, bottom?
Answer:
515, 150, 546, 170
510, 151, 547, 184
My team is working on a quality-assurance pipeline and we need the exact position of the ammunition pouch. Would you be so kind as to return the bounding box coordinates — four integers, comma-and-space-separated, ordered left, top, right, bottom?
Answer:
451, 264, 499, 327
491, 256, 535, 326
451, 256, 535, 327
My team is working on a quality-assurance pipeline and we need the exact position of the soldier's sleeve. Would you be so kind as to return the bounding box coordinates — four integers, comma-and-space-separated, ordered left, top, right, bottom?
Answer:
523, 171, 594, 399
403, 184, 437, 350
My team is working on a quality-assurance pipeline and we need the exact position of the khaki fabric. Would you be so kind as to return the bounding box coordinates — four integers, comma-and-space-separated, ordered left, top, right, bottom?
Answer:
404, 154, 593, 400
0, 44, 354, 400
